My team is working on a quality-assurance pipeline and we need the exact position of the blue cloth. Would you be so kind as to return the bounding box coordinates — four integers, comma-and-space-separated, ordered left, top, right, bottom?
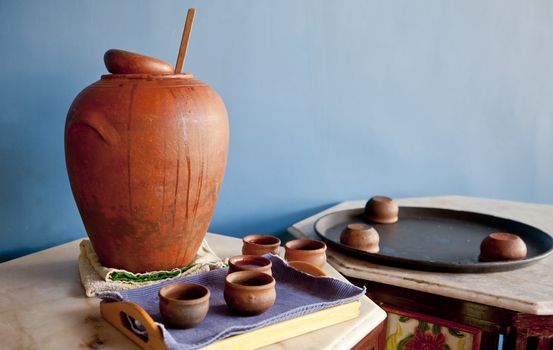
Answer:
99, 255, 365, 350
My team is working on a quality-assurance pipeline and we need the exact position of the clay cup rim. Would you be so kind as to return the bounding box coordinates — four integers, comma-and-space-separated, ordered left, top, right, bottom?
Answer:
229, 255, 272, 271
370, 195, 394, 203
488, 232, 521, 241
345, 223, 374, 233
159, 282, 210, 305
242, 234, 281, 247
285, 239, 327, 254
481, 232, 526, 249
225, 271, 275, 290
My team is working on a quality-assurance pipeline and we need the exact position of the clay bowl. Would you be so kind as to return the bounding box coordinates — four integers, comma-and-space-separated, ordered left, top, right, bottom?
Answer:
479, 233, 528, 262
158, 282, 210, 328
242, 234, 281, 255
228, 255, 272, 276
288, 261, 328, 277
340, 223, 380, 253
364, 196, 399, 224
284, 239, 327, 268
224, 271, 276, 316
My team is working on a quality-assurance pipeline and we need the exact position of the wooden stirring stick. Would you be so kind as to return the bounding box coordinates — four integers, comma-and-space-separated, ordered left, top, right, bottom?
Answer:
175, 8, 196, 74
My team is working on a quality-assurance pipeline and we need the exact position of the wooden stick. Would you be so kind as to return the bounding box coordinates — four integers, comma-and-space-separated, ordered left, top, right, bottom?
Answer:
175, 8, 196, 74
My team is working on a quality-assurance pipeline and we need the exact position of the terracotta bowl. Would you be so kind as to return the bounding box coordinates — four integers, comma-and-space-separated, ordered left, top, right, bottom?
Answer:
159, 282, 210, 328
224, 271, 276, 316
340, 223, 380, 253
228, 255, 272, 276
364, 196, 399, 224
284, 239, 327, 268
479, 232, 528, 262
242, 235, 281, 255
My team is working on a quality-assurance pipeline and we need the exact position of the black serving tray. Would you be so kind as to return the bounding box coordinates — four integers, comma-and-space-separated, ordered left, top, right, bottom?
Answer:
314, 207, 553, 273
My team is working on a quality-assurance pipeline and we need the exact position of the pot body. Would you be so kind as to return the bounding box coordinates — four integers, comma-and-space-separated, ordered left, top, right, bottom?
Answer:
65, 74, 229, 272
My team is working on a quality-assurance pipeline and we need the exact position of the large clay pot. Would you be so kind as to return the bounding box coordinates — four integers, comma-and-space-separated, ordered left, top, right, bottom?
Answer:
65, 51, 229, 272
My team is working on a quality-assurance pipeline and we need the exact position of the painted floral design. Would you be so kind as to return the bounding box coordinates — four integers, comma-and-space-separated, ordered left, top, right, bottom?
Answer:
404, 328, 446, 350
386, 313, 475, 350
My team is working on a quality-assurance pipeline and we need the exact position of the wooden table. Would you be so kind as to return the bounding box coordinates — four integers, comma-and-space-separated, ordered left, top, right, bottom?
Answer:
0, 232, 386, 350
288, 196, 553, 350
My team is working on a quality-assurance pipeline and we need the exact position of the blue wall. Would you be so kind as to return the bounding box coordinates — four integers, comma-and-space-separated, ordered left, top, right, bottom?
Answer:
1, 1, 553, 261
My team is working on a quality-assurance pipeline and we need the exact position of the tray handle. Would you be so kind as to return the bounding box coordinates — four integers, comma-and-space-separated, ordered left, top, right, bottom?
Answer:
100, 301, 167, 350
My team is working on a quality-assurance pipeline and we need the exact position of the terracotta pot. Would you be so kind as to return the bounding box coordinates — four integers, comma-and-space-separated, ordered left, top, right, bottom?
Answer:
224, 271, 276, 315
284, 239, 327, 268
228, 255, 272, 276
159, 282, 210, 328
364, 196, 399, 224
241, 235, 281, 256
65, 50, 229, 272
479, 233, 527, 262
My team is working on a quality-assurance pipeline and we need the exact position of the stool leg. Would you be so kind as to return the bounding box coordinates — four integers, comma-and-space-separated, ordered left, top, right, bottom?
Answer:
538, 336, 551, 350
515, 329, 527, 350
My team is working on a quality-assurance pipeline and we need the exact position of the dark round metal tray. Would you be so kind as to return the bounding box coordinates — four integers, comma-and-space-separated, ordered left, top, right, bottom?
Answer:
314, 207, 553, 273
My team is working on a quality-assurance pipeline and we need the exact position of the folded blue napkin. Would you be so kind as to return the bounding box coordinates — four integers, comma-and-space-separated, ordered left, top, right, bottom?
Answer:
99, 254, 365, 350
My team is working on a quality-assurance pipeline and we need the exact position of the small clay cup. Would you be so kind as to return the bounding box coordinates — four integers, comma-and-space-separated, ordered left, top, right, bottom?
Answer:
224, 271, 276, 316
479, 233, 527, 262
242, 234, 281, 255
228, 255, 273, 276
364, 196, 399, 224
159, 282, 210, 328
284, 239, 327, 268
340, 223, 380, 253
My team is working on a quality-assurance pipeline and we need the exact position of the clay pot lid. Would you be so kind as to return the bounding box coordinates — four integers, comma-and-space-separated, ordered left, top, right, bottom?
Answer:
104, 49, 176, 75
101, 9, 196, 79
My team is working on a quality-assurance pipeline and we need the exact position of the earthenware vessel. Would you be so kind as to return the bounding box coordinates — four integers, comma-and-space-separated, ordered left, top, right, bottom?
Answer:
479, 233, 527, 262
284, 239, 327, 268
242, 235, 281, 255
228, 255, 272, 276
340, 223, 380, 253
224, 271, 276, 315
364, 196, 399, 224
65, 49, 229, 272
159, 282, 210, 328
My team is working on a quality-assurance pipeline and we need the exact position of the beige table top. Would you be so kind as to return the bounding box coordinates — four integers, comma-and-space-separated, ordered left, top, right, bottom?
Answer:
0, 232, 386, 349
288, 195, 553, 315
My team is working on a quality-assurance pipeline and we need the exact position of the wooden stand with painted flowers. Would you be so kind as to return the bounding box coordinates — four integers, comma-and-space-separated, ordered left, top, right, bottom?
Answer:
382, 305, 481, 350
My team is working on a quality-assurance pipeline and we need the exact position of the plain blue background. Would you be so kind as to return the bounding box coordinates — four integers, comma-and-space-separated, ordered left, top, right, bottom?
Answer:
1, 1, 553, 261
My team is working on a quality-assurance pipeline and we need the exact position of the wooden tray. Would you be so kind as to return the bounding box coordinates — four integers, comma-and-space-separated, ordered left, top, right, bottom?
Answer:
314, 207, 553, 272
100, 263, 361, 349
101, 300, 361, 350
